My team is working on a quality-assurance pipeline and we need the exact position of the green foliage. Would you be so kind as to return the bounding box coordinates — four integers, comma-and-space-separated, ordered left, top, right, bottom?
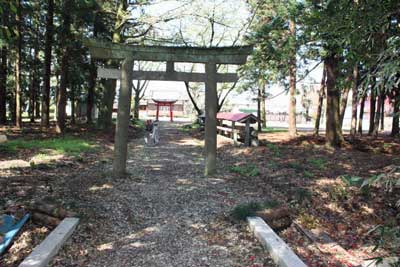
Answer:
231, 200, 279, 220
0, 136, 95, 156
307, 158, 326, 169
287, 161, 304, 171
340, 175, 364, 187
266, 143, 281, 157
367, 223, 400, 257
298, 211, 320, 229
180, 122, 202, 132
303, 170, 314, 179
131, 119, 145, 130
292, 187, 312, 205
329, 184, 349, 202
230, 164, 260, 177
262, 127, 288, 133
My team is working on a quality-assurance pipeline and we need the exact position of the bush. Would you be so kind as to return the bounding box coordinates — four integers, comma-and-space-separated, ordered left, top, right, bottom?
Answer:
230, 164, 260, 177
231, 200, 279, 220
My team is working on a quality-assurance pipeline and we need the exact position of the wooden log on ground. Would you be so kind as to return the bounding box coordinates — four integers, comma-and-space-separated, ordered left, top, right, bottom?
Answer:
256, 207, 291, 221
256, 207, 292, 231
32, 212, 61, 227
30, 202, 76, 219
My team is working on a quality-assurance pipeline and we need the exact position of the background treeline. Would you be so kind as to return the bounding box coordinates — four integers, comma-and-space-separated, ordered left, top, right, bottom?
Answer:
0, 0, 399, 147
0, 0, 156, 133
244, 0, 400, 146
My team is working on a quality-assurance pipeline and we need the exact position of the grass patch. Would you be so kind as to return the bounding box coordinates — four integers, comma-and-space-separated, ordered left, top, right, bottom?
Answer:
231, 200, 280, 220
180, 122, 202, 132
230, 163, 260, 177
131, 119, 145, 129
262, 127, 288, 133
0, 136, 95, 156
303, 170, 314, 179
266, 143, 281, 157
307, 158, 327, 169
287, 161, 304, 171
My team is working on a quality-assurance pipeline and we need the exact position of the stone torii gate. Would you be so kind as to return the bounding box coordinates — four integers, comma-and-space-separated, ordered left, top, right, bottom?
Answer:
84, 39, 252, 176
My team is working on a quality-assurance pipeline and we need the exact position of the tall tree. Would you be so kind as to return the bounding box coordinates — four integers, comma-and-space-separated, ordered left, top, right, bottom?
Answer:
56, 0, 73, 133
15, 0, 22, 128
0, 4, 8, 125
350, 65, 359, 137
132, 79, 148, 119
392, 88, 399, 137
288, 17, 297, 137
314, 64, 326, 136
41, 0, 54, 128
325, 54, 344, 146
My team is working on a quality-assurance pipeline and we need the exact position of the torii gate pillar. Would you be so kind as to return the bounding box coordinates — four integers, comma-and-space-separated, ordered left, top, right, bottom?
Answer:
113, 58, 134, 176
204, 62, 217, 176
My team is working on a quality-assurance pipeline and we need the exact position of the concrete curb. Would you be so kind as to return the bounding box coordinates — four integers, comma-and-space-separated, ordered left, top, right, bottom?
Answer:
19, 217, 79, 267
247, 216, 307, 267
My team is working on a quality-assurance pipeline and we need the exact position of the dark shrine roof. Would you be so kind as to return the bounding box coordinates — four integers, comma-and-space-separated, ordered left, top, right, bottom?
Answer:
152, 99, 177, 104
216, 112, 260, 123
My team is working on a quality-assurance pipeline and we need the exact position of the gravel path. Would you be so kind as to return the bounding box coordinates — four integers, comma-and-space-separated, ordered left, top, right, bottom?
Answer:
52, 122, 276, 267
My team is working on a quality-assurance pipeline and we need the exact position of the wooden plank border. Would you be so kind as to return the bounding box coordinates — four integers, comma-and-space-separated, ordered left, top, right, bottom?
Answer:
19, 217, 79, 267
247, 217, 307, 267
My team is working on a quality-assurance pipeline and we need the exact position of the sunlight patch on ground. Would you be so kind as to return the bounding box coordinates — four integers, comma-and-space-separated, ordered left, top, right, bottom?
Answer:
176, 178, 193, 185
89, 183, 113, 192
97, 243, 114, 251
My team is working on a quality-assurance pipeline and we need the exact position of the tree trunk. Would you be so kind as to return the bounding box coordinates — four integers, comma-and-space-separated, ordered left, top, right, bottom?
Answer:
71, 86, 75, 125
0, 8, 8, 125
372, 92, 383, 137
380, 95, 385, 131
339, 85, 350, 129
15, 0, 22, 128
391, 88, 399, 137
29, 71, 35, 122
41, 0, 54, 128
368, 86, 376, 135
325, 54, 343, 147
133, 90, 140, 119
97, 79, 116, 131
350, 65, 359, 137
35, 96, 40, 119
87, 14, 98, 124
98, 1, 126, 131
87, 61, 96, 124
259, 77, 267, 129
314, 64, 326, 136
184, 82, 202, 116
358, 93, 366, 134
56, 0, 72, 134
288, 18, 297, 138
113, 58, 133, 177
257, 85, 261, 131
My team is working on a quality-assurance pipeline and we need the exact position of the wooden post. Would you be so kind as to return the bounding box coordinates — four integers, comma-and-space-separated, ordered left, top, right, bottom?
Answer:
170, 103, 173, 122
205, 62, 217, 176
232, 121, 238, 145
245, 119, 251, 147
113, 58, 133, 177
156, 103, 159, 121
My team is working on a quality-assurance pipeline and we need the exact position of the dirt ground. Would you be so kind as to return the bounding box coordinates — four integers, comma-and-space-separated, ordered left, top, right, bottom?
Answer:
1, 122, 399, 267
1, 122, 276, 267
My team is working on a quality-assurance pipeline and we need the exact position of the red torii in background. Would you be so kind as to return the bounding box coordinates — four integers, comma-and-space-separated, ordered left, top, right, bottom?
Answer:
153, 99, 177, 122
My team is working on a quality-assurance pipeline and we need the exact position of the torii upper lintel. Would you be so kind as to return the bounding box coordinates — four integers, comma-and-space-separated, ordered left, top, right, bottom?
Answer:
84, 39, 253, 65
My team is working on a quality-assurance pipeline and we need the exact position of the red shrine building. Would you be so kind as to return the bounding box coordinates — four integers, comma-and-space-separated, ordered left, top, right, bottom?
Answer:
139, 98, 189, 120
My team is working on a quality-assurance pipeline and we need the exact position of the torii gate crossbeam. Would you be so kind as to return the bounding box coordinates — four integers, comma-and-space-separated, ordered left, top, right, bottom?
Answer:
84, 39, 252, 177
